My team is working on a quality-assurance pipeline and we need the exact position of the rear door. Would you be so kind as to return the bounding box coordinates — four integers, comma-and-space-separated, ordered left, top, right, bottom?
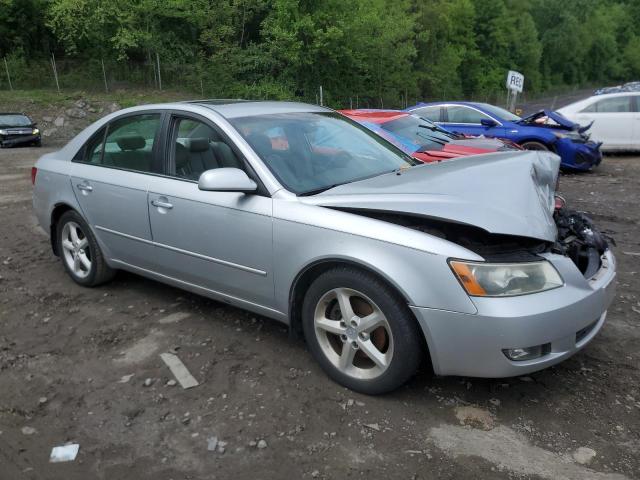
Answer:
70, 112, 164, 269
576, 96, 634, 149
146, 113, 275, 308
441, 105, 506, 138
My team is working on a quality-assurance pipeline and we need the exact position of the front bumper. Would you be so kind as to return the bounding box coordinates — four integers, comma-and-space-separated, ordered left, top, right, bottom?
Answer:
556, 139, 602, 171
0, 134, 40, 147
411, 249, 616, 377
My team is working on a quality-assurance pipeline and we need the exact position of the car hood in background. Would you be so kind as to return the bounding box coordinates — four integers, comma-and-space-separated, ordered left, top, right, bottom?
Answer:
301, 150, 561, 242
518, 110, 579, 130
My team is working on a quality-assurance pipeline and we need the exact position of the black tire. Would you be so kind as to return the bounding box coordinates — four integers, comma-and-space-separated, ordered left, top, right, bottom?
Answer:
57, 210, 115, 287
521, 140, 549, 151
301, 266, 423, 394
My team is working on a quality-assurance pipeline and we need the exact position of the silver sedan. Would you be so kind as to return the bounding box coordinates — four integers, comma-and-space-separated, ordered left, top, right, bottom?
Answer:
32, 101, 616, 394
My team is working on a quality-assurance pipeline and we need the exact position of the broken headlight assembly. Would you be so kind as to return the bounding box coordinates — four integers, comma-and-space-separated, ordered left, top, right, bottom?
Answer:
449, 260, 563, 297
552, 130, 584, 142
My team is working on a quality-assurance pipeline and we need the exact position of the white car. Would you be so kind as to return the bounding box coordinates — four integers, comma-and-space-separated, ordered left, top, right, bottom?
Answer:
556, 92, 640, 151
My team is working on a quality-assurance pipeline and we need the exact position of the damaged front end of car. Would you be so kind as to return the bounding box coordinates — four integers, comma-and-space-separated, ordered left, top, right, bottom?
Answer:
519, 110, 603, 170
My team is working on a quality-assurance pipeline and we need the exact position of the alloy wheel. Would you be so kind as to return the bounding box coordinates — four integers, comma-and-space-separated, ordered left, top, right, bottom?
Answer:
313, 287, 394, 380
61, 221, 92, 279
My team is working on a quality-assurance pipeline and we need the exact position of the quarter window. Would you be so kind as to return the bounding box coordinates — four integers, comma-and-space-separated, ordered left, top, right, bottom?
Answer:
446, 106, 490, 124
171, 117, 244, 180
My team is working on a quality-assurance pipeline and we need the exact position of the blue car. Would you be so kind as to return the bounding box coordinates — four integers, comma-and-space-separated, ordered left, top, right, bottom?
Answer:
405, 102, 603, 170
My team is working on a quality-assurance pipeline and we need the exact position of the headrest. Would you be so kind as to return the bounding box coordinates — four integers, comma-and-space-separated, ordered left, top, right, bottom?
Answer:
188, 138, 210, 153
117, 136, 146, 151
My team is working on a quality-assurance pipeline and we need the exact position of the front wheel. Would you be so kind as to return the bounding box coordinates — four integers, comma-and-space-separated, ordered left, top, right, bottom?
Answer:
521, 140, 549, 151
302, 267, 423, 394
57, 210, 115, 287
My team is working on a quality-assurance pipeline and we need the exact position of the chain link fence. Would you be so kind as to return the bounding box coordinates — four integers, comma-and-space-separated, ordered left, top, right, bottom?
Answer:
0, 55, 595, 112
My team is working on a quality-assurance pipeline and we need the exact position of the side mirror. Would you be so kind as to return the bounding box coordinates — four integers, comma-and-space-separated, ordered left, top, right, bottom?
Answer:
480, 118, 498, 128
198, 168, 257, 193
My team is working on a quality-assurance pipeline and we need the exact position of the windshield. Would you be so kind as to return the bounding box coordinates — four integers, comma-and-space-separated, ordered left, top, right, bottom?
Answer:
477, 104, 521, 121
0, 114, 32, 126
381, 114, 455, 151
230, 112, 417, 195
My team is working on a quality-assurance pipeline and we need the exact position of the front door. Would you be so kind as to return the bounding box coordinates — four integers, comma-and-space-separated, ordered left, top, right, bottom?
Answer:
147, 114, 275, 308
442, 105, 505, 138
70, 112, 163, 269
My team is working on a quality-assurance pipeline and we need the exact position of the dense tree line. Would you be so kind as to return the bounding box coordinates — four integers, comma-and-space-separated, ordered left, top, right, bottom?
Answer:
1, 0, 639, 104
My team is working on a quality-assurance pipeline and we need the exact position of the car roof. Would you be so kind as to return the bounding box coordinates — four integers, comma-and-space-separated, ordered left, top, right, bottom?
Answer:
339, 109, 408, 124
589, 91, 640, 98
187, 100, 329, 119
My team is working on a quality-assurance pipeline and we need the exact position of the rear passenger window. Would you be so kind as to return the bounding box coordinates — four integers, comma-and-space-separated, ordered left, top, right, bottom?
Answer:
412, 106, 441, 122
101, 114, 161, 172
171, 117, 244, 180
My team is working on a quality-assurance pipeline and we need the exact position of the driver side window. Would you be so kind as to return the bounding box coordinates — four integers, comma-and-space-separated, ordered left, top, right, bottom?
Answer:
171, 117, 244, 180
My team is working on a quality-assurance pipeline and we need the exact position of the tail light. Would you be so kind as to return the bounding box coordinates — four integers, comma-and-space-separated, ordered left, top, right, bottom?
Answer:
31, 166, 37, 185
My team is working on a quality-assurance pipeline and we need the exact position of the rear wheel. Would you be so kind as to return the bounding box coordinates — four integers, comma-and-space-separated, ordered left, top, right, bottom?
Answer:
57, 210, 115, 287
302, 267, 423, 394
521, 140, 549, 151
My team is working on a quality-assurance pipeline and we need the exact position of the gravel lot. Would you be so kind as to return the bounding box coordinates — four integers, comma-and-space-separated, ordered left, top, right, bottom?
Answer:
0, 146, 639, 480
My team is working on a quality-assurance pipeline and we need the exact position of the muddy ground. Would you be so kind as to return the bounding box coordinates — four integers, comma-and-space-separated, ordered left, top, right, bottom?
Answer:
0, 146, 638, 480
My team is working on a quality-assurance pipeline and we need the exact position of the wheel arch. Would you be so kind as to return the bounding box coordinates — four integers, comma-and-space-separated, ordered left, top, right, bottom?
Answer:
288, 258, 433, 368
49, 202, 77, 256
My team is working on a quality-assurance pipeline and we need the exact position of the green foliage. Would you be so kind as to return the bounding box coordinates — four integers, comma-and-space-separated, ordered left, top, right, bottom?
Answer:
1, 0, 640, 104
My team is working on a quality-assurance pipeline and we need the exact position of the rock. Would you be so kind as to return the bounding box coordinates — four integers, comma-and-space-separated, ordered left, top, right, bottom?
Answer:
54, 116, 65, 127
572, 447, 596, 465
455, 406, 495, 431
311, 470, 320, 478
257, 439, 267, 449
363, 423, 381, 432
38, 397, 48, 405
248, 440, 257, 447
21, 426, 36, 435
118, 374, 134, 383
207, 436, 218, 451
166, 379, 177, 387
65, 108, 87, 119
489, 398, 501, 407
143, 378, 154, 387
42, 116, 53, 123
74, 99, 87, 109
43, 128, 57, 138
107, 103, 121, 113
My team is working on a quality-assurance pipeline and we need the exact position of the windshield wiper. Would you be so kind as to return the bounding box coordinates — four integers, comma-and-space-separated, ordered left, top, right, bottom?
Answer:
417, 123, 457, 138
299, 184, 341, 196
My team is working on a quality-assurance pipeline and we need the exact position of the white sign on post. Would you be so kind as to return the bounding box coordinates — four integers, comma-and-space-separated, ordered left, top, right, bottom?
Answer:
506, 70, 524, 93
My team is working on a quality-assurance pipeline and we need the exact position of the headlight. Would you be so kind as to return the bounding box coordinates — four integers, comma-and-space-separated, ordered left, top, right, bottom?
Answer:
33, 128, 40, 135
553, 130, 582, 141
0, 129, 7, 135
449, 260, 563, 297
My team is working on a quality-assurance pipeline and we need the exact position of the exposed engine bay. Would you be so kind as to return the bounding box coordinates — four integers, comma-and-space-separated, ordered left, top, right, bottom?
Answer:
339, 206, 610, 279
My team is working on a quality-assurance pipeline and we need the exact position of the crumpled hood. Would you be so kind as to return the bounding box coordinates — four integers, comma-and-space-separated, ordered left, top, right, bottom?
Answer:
518, 109, 579, 130
302, 150, 561, 242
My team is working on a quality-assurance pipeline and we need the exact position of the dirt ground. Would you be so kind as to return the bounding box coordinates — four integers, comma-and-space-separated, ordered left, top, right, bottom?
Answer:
0, 146, 639, 480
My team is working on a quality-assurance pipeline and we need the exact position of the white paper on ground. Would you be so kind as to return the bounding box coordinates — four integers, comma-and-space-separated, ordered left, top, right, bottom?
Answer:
50, 444, 80, 463
160, 353, 199, 389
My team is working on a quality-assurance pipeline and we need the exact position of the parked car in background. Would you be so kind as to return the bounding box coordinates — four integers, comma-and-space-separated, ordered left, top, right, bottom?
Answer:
0, 113, 41, 148
594, 81, 640, 95
339, 109, 519, 163
33, 101, 615, 394
556, 92, 640, 151
405, 102, 602, 170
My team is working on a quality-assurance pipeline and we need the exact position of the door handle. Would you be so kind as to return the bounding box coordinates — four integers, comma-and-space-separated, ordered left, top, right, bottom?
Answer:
77, 183, 93, 192
151, 199, 173, 209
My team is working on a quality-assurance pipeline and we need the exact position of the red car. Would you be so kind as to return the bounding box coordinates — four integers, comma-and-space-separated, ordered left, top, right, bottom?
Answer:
339, 109, 520, 163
